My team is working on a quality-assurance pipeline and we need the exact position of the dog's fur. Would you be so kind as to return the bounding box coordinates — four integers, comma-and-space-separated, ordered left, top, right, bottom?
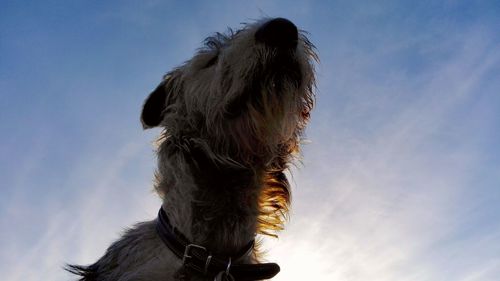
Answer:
68, 18, 317, 281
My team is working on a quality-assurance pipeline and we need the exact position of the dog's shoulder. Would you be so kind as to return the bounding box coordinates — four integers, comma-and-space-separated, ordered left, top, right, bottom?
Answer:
67, 220, 170, 281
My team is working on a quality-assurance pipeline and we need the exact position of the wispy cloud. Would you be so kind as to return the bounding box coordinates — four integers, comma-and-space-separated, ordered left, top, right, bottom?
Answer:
265, 23, 500, 281
0, 131, 161, 280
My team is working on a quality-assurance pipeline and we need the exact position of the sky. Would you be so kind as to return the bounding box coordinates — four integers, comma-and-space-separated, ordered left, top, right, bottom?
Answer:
1, 1, 500, 280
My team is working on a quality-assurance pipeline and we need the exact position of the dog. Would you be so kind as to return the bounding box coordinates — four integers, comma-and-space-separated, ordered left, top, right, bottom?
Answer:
67, 17, 317, 281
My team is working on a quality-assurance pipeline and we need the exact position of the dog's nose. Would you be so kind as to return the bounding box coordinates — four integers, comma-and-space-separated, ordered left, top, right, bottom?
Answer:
255, 18, 298, 49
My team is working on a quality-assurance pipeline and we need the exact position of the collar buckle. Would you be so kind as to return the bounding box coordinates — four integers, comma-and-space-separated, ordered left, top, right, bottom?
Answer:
157, 208, 281, 279
183, 244, 212, 275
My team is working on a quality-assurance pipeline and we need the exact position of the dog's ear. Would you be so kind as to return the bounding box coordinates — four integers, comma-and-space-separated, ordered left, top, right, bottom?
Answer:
141, 75, 176, 129
141, 81, 167, 129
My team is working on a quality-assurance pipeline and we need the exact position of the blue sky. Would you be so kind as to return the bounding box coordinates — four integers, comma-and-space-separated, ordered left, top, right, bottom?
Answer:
1, 1, 500, 280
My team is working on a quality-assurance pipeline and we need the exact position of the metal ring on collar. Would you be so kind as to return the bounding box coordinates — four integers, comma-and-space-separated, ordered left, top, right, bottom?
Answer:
225, 257, 232, 275
204, 255, 212, 275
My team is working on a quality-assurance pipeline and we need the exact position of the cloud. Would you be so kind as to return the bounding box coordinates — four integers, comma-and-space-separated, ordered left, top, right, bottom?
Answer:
264, 23, 500, 281
0, 131, 161, 281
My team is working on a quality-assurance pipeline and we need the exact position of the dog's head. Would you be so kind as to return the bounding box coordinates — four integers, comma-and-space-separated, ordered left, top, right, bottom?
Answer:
141, 18, 317, 164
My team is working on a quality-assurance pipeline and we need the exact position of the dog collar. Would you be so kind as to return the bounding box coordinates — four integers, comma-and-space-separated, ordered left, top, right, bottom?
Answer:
156, 208, 280, 280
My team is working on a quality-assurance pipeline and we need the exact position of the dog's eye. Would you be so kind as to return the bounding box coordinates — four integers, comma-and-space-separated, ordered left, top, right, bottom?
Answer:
204, 55, 218, 68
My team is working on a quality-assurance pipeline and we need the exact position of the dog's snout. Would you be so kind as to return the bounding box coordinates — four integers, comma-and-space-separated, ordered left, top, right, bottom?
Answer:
255, 18, 298, 49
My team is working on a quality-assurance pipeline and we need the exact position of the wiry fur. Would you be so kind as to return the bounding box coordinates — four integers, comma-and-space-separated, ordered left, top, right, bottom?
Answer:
67, 18, 317, 281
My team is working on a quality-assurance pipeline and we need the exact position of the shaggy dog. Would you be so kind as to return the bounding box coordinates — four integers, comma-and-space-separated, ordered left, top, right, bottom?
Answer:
68, 17, 317, 281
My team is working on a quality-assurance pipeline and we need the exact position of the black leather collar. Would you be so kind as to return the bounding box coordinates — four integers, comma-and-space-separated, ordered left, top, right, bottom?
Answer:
156, 208, 280, 280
